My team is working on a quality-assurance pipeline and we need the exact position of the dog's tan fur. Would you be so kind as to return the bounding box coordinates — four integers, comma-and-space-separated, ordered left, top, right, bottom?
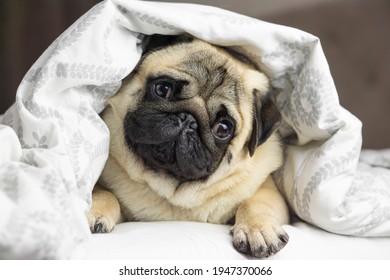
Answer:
88, 37, 289, 258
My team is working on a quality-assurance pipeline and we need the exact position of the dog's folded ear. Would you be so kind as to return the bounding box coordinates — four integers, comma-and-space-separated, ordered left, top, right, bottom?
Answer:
141, 34, 194, 55
248, 90, 281, 157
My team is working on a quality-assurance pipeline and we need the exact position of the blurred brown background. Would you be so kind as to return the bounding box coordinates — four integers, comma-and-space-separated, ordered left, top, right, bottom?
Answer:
0, 0, 389, 148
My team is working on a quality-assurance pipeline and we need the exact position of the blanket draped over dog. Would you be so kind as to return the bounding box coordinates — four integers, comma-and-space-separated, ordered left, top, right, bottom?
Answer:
0, 0, 389, 259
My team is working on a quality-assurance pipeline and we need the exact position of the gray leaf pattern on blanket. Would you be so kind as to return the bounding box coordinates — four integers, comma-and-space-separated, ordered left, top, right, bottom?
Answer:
103, 19, 115, 65
345, 167, 390, 236
87, 84, 120, 112
296, 142, 361, 222
16, 0, 120, 192
23, 65, 56, 92
264, 40, 339, 135
0, 159, 86, 259
267, 39, 383, 235
55, 63, 127, 83
293, 67, 338, 132
17, 94, 64, 149
1, 209, 75, 259
126, 10, 178, 31
0, 164, 19, 202
66, 131, 109, 190
0, 0, 123, 259
207, 12, 258, 25
23, 63, 126, 95
32, 132, 48, 148
263, 40, 310, 84
22, 97, 62, 121
49, 2, 105, 58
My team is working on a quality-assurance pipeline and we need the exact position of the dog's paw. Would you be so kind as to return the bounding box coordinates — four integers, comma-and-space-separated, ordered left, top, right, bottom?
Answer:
87, 186, 121, 233
230, 219, 289, 258
87, 212, 116, 234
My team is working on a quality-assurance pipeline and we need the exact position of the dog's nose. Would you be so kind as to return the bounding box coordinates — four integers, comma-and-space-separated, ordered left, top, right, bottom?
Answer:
177, 112, 198, 130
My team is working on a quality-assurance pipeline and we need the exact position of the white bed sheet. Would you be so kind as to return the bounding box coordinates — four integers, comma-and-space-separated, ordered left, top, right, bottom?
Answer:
73, 221, 390, 260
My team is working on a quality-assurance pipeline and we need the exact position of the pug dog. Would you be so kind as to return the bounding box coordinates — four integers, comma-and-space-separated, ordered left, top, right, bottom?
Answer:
87, 34, 290, 258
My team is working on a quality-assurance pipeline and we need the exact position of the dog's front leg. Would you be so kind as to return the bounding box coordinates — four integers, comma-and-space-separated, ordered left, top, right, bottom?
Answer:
87, 185, 122, 233
231, 176, 289, 258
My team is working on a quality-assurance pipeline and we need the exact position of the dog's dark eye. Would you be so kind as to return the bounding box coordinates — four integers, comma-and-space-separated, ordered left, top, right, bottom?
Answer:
154, 82, 173, 99
212, 119, 233, 142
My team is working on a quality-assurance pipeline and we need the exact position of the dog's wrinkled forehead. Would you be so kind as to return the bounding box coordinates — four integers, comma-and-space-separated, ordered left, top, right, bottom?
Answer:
176, 51, 233, 100
138, 37, 249, 103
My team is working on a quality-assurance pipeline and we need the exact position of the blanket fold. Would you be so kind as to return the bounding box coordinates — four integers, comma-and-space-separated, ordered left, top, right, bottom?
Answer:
1, 0, 389, 259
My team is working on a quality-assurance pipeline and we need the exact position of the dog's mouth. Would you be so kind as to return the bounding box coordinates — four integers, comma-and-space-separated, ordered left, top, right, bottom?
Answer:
123, 111, 216, 182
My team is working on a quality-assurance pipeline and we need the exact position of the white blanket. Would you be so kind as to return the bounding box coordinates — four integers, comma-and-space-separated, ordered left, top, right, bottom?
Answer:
1, 0, 389, 259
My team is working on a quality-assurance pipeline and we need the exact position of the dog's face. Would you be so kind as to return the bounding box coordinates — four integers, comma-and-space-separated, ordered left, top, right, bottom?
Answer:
107, 35, 281, 185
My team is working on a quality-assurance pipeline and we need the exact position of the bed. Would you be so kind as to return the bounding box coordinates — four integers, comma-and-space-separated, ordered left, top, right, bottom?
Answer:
0, 0, 389, 260
71, 219, 390, 260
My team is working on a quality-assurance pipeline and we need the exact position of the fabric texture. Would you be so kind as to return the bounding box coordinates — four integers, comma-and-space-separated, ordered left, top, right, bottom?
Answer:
0, 0, 389, 259
72, 221, 390, 260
